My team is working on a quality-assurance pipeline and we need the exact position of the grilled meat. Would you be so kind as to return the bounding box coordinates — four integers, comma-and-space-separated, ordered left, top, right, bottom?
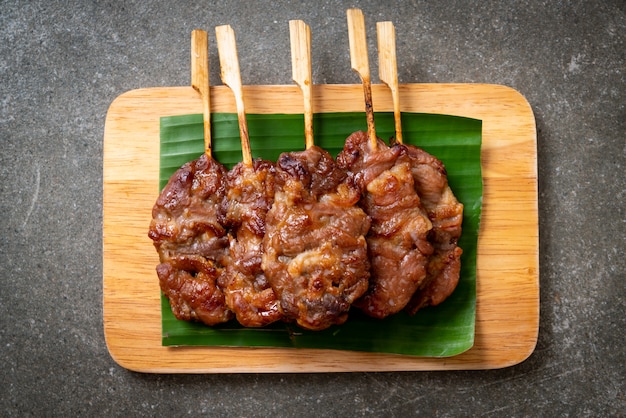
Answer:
337, 131, 433, 318
402, 145, 463, 314
219, 159, 283, 327
262, 146, 371, 330
149, 134, 464, 329
148, 154, 233, 325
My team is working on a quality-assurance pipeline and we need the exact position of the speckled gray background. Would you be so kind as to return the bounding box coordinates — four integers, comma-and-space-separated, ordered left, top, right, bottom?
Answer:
1, 0, 624, 416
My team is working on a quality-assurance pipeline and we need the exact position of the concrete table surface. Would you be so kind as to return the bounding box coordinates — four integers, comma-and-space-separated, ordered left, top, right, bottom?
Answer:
1, 0, 624, 416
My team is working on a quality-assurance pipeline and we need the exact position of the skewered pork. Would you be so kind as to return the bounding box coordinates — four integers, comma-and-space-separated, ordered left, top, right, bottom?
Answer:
218, 159, 283, 327
262, 145, 371, 330
213, 24, 287, 327
402, 145, 464, 314
374, 15, 464, 313
150, 16, 465, 331
148, 154, 233, 325
337, 131, 434, 319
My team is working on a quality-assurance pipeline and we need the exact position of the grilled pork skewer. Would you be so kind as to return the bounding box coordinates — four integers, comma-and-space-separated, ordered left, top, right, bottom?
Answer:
376, 21, 464, 313
149, 30, 233, 326
338, 10, 433, 319
261, 20, 371, 331
215, 25, 282, 327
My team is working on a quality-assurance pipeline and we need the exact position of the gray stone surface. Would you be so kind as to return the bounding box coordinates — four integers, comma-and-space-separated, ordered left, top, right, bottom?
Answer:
1, 0, 624, 416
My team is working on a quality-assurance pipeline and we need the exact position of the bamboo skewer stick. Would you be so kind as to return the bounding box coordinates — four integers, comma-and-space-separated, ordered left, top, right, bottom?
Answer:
215, 25, 253, 166
347, 8, 377, 151
191, 29, 212, 157
289, 19, 314, 150
377, 21, 403, 145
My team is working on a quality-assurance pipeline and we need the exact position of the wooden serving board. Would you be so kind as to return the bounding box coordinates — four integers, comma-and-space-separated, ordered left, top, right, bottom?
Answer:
103, 83, 539, 373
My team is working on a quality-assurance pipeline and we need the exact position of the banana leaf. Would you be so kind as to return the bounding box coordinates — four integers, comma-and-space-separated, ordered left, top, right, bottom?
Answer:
159, 111, 482, 357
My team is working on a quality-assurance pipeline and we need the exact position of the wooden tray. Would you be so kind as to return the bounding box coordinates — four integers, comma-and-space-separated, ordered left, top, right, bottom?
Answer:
103, 83, 539, 373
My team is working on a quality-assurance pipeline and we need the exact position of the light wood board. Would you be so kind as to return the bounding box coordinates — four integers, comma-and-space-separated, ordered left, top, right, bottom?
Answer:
103, 83, 539, 373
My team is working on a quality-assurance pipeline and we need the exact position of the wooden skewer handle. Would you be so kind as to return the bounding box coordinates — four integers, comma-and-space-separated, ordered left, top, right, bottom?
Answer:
347, 8, 377, 149
215, 25, 252, 166
191, 29, 212, 156
289, 20, 314, 149
377, 21, 402, 144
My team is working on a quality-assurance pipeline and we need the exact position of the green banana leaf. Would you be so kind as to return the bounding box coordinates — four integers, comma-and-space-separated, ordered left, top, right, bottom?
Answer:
159, 111, 482, 357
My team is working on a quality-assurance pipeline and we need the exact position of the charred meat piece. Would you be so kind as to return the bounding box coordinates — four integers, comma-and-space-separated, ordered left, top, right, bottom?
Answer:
148, 154, 233, 325
156, 255, 232, 325
402, 145, 464, 314
219, 159, 283, 327
262, 146, 371, 331
337, 131, 433, 318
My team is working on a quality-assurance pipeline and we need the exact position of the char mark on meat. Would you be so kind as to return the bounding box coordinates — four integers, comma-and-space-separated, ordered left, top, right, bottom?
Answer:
337, 131, 433, 319
262, 146, 371, 331
148, 154, 233, 325
219, 158, 283, 327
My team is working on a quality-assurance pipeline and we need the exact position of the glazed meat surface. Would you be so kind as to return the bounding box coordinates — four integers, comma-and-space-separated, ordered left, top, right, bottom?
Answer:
219, 159, 282, 327
402, 145, 464, 314
148, 154, 233, 325
262, 146, 371, 330
337, 131, 433, 318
